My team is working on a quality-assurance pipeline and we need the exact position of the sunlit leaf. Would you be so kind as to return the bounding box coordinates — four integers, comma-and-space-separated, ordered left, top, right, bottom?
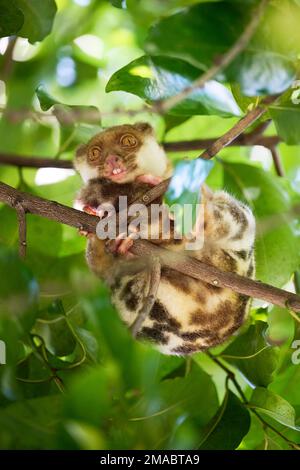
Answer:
16, 0, 57, 43
145, 2, 296, 96
106, 55, 241, 117
250, 387, 299, 430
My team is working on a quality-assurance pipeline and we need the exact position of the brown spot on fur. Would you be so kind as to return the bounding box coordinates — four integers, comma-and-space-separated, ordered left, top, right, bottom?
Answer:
137, 326, 168, 344
213, 209, 222, 220
223, 325, 239, 337
196, 292, 207, 304
235, 294, 249, 324
120, 279, 139, 311
111, 275, 121, 291
220, 250, 237, 272
150, 301, 181, 330
125, 295, 139, 311
161, 267, 191, 293
229, 205, 248, 241
247, 262, 254, 278
211, 300, 235, 329
172, 344, 201, 355
234, 250, 247, 261
190, 310, 212, 326
180, 330, 219, 341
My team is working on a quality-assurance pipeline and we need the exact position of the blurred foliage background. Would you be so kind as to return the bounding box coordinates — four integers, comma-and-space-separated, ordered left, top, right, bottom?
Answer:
0, 0, 300, 450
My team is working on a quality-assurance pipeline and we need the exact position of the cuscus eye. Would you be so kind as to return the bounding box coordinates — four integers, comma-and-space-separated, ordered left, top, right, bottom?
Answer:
88, 145, 102, 161
120, 134, 137, 147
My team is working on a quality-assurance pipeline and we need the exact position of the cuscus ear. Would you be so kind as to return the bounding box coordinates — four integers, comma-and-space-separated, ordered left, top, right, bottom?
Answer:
75, 143, 88, 158
133, 122, 154, 135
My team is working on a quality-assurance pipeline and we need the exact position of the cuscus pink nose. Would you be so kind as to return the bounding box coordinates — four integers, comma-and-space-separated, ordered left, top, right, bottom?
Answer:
105, 154, 121, 168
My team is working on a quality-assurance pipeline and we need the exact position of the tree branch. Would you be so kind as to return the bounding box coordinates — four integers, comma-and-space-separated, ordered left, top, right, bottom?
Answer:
0, 136, 281, 170
0, 153, 74, 169
1, 36, 17, 82
199, 96, 278, 159
154, 0, 270, 113
0, 181, 300, 313
15, 202, 27, 258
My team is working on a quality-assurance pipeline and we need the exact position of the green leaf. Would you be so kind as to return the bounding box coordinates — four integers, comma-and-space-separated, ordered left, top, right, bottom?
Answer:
26, 215, 62, 258
106, 55, 241, 117
163, 115, 191, 134
64, 366, 121, 427
158, 365, 219, 426
230, 83, 257, 113
221, 322, 279, 387
130, 364, 219, 448
16, 0, 57, 43
0, 395, 62, 449
226, 51, 295, 97
36, 86, 101, 126
0, 246, 39, 330
223, 162, 300, 287
36, 86, 101, 153
270, 365, 300, 407
145, 2, 296, 96
36, 85, 57, 111
269, 99, 300, 145
109, 0, 125, 8
250, 387, 299, 430
198, 390, 251, 450
267, 306, 295, 346
0, 0, 24, 38
34, 318, 77, 358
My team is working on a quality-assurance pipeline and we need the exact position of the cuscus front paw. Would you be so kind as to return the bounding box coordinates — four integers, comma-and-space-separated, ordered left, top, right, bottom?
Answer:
136, 174, 163, 186
82, 205, 105, 218
106, 232, 136, 259
78, 205, 104, 237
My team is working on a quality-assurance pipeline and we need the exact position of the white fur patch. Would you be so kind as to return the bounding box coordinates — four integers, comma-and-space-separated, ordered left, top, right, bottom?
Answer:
74, 160, 98, 183
136, 136, 168, 177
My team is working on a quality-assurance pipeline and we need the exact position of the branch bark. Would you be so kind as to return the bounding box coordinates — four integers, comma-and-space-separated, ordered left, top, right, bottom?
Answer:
0, 181, 300, 313
0, 135, 281, 170
154, 0, 270, 113
199, 96, 278, 159
15, 202, 27, 258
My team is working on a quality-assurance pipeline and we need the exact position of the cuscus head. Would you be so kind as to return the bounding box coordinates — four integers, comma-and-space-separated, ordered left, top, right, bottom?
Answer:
74, 122, 168, 184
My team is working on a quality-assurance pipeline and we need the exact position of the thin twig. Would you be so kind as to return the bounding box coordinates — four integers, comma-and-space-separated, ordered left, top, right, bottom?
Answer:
154, 0, 270, 113
0, 153, 74, 169
0, 105, 150, 124
270, 146, 285, 177
199, 96, 278, 159
1, 36, 17, 81
0, 135, 281, 171
131, 257, 161, 337
0, 181, 300, 314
